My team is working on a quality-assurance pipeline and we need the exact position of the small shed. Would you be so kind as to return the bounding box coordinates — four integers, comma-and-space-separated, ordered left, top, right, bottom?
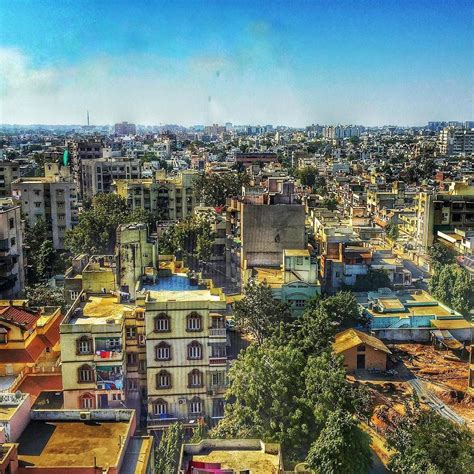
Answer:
333, 328, 391, 372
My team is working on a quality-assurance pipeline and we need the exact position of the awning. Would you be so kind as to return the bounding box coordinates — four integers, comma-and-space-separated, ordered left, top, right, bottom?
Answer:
431, 329, 464, 350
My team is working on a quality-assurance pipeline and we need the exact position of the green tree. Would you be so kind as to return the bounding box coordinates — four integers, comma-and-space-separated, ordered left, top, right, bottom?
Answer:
306, 409, 372, 474
26, 284, 66, 310
299, 292, 367, 355
386, 403, 473, 474
428, 243, 455, 268
154, 422, 185, 474
322, 197, 338, 211
233, 281, 292, 344
430, 264, 473, 316
385, 221, 399, 241
211, 342, 317, 461
193, 172, 250, 206
65, 194, 150, 254
297, 166, 319, 187
35, 240, 56, 281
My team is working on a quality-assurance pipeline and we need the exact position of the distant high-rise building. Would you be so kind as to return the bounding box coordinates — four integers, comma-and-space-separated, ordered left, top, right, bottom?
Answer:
438, 127, 474, 156
114, 122, 137, 136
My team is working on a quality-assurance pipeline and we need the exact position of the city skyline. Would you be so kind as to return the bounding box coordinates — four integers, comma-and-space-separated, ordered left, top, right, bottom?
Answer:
0, 0, 473, 126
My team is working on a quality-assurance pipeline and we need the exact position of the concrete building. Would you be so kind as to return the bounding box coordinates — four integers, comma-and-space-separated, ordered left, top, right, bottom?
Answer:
15, 409, 152, 474
226, 197, 306, 271
81, 157, 141, 199
137, 272, 228, 432
179, 439, 283, 474
70, 139, 104, 197
415, 180, 474, 251
0, 198, 25, 297
333, 328, 391, 373
115, 121, 137, 136
116, 223, 158, 300
0, 301, 61, 377
253, 249, 321, 316
113, 170, 198, 221
11, 163, 78, 250
438, 127, 474, 156
60, 293, 130, 409
0, 392, 31, 443
0, 161, 21, 197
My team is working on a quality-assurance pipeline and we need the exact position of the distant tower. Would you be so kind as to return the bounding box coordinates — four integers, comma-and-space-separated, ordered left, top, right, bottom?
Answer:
87, 110, 90, 126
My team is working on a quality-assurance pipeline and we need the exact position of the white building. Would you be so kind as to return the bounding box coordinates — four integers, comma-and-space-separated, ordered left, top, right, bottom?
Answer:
12, 163, 78, 250
0, 198, 25, 296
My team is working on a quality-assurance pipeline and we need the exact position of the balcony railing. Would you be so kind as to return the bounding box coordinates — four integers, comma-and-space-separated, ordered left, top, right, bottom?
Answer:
209, 357, 227, 365
94, 350, 123, 361
209, 328, 226, 337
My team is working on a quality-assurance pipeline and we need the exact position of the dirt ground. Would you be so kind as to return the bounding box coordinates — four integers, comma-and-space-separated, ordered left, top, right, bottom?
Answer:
391, 343, 474, 424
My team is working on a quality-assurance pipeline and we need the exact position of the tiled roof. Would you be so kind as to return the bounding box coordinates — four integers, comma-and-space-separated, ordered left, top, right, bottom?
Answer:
0, 306, 39, 330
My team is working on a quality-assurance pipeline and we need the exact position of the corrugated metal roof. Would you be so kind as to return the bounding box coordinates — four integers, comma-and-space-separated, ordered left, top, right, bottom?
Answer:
333, 328, 391, 355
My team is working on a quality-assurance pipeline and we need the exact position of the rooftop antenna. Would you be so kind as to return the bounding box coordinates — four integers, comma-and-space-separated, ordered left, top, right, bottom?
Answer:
87, 110, 90, 126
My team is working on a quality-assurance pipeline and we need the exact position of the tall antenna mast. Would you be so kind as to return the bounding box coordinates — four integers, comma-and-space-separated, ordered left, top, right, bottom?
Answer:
87, 110, 90, 126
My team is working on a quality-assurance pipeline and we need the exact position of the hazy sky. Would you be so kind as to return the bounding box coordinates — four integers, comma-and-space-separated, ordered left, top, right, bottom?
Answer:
0, 0, 473, 126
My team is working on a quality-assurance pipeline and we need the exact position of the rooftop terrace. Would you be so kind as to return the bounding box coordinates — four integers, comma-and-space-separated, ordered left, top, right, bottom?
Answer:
18, 420, 130, 469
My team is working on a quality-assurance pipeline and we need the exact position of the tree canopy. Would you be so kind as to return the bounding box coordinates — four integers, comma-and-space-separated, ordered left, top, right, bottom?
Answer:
428, 242, 455, 268
65, 193, 151, 255
385, 401, 473, 473
158, 215, 215, 261
233, 280, 292, 344
192, 171, 250, 206
429, 264, 473, 316
154, 422, 184, 474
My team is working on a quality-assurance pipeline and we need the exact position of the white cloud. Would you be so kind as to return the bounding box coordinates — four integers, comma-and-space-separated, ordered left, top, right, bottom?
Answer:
0, 47, 471, 126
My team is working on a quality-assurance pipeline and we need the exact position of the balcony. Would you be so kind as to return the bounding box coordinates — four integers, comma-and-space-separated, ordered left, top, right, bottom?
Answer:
94, 350, 123, 361
209, 328, 226, 337
209, 357, 227, 366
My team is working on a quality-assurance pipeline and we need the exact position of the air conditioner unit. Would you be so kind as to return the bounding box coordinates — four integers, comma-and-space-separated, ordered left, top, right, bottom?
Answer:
178, 398, 187, 405
80, 412, 91, 420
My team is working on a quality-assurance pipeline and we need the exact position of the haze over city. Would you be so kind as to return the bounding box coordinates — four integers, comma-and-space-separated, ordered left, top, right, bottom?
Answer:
0, 0, 473, 126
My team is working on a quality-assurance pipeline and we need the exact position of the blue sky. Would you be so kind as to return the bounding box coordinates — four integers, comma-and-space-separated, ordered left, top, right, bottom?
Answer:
0, 0, 472, 125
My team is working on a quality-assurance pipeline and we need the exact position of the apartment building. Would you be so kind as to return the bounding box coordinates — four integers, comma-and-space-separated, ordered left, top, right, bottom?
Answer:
0, 198, 25, 297
415, 180, 474, 251
0, 161, 20, 197
438, 127, 474, 156
81, 157, 141, 199
113, 170, 198, 221
60, 292, 130, 409
70, 139, 104, 197
115, 121, 137, 136
11, 163, 78, 249
137, 273, 228, 432
0, 300, 61, 376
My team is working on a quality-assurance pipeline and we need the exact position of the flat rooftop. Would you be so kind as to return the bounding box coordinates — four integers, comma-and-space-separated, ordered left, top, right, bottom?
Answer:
69, 295, 134, 324
254, 267, 284, 287
187, 448, 280, 474
144, 274, 204, 292
18, 420, 130, 468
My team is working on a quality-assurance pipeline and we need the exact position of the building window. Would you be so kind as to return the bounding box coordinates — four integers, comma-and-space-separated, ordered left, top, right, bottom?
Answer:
78, 364, 94, 383
187, 340, 203, 360
127, 352, 138, 367
69, 290, 80, 301
357, 344, 366, 352
189, 396, 203, 415
152, 398, 168, 416
77, 336, 92, 355
293, 299, 306, 308
125, 326, 136, 339
296, 256, 304, 265
9, 218, 14, 229
156, 370, 171, 389
0, 332, 7, 344
139, 359, 146, 373
80, 393, 94, 409
186, 312, 202, 332
188, 369, 203, 388
155, 342, 171, 361
127, 379, 138, 391
154, 313, 170, 332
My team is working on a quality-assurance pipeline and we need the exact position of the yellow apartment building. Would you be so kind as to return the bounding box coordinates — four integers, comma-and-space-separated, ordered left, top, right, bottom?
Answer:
136, 273, 228, 432
113, 170, 199, 221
